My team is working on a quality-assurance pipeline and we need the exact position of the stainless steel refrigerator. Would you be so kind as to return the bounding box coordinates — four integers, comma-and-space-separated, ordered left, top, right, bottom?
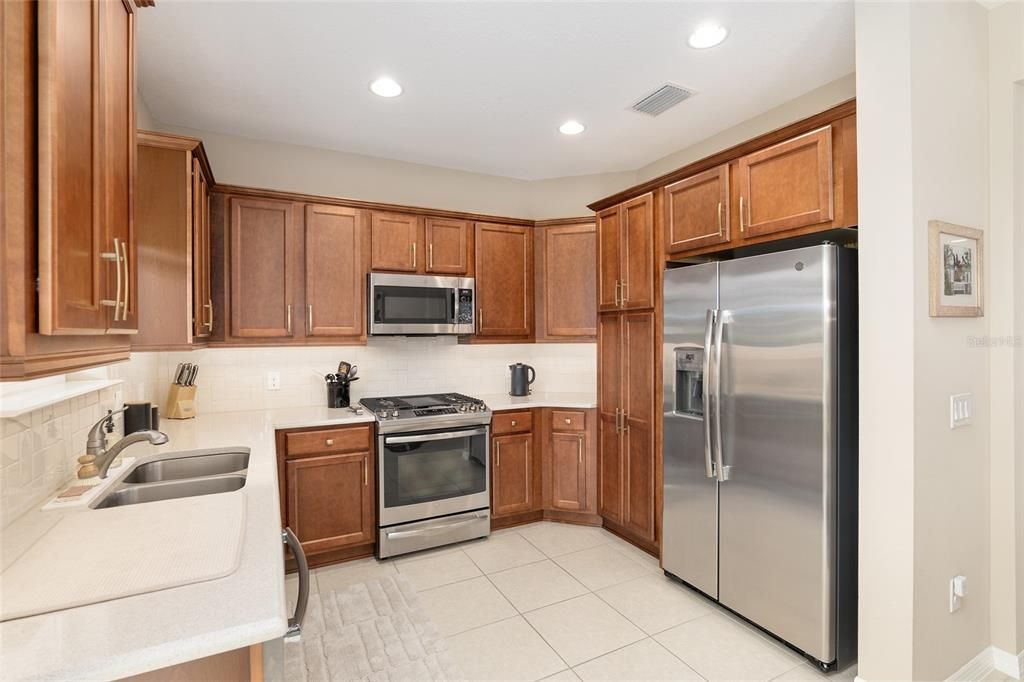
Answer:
662, 243, 857, 671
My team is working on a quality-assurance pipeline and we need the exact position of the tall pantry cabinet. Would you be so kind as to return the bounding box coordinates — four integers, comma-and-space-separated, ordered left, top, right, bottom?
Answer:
595, 192, 660, 554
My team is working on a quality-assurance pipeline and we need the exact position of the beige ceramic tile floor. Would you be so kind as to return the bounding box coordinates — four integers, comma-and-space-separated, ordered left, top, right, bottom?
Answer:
288, 521, 859, 682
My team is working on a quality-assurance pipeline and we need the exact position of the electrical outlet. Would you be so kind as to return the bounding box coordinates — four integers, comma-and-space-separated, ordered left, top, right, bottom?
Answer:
266, 371, 281, 391
950, 393, 972, 428
949, 575, 967, 613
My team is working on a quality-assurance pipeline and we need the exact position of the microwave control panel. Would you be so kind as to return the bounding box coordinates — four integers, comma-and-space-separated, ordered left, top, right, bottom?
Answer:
457, 289, 475, 324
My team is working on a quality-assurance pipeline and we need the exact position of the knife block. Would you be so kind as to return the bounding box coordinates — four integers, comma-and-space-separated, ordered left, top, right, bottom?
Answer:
165, 384, 197, 420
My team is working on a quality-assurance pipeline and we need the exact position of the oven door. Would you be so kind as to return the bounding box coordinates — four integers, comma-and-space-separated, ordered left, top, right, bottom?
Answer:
378, 425, 490, 526
369, 274, 471, 335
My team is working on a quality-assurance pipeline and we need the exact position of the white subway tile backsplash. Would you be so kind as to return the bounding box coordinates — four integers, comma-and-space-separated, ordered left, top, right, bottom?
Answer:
109, 338, 596, 414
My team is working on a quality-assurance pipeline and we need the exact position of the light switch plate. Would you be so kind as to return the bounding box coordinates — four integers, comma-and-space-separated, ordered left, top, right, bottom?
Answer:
266, 371, 281, 391
950, 393, 972, 428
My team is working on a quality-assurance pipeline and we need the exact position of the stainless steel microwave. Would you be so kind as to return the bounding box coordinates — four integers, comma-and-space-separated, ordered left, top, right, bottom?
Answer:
368, 273, 475, 335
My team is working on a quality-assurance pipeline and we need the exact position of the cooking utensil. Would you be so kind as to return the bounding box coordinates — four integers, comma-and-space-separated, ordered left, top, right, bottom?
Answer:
336, 361, 351, 379
348, 365, 358, 379
173, 363, 184, 385
188, 365, 198, 386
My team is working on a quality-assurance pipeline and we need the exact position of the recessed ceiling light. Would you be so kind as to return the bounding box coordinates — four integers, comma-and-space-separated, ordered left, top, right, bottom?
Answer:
688, 22, 728, 49
370, 76, 402, 98
559, 120, 585, 135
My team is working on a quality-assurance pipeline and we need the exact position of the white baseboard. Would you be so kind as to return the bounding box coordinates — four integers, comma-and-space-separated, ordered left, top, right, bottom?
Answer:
992, 646, 1024, 680
945, 645, 1024, 681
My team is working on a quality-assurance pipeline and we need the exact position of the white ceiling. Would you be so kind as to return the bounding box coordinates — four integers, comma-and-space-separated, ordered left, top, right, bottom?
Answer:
137, 2, 854, 181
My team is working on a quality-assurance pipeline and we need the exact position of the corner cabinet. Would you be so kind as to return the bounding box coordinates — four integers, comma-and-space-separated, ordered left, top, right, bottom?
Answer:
597, 194, 654, 312
535, 222, 597, 340
277, 424, 376, 567
474, 223, 533, 339
37, 0, 137, 334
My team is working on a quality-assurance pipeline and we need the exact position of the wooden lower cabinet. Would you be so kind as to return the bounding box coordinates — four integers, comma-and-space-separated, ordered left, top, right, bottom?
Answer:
492, 433, 534, 516
597, 411, 624, 526
277, 424, 375, 567
125, 643, 264, 682
549, 431, 587, 511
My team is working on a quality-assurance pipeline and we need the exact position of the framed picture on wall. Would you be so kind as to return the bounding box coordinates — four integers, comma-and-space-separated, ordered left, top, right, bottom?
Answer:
928, 220, 984, 317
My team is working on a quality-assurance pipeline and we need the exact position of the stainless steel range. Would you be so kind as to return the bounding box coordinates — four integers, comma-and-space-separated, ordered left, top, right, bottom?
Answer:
360, 393, 491, 558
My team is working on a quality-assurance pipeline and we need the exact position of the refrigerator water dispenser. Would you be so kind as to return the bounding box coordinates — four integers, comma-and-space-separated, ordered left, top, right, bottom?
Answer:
674, 347, 704, 418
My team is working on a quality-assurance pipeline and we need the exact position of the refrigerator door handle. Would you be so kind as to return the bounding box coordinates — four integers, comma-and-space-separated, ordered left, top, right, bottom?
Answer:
702, 309, 717, 479
713, 310, 729, 482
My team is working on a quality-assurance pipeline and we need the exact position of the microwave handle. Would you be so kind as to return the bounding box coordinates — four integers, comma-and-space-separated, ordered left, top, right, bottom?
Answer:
386, 427, 489, 444
451, 289, 457, 323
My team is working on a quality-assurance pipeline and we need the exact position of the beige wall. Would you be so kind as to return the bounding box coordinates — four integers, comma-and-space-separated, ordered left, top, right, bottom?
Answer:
987, 0, 1024, 660
138, 76, 854, 220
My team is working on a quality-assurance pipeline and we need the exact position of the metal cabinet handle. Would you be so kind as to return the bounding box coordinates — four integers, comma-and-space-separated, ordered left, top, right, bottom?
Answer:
620, 280, 628, 305
495, 441, 501, 467
282, 527, 309, 639
577, 435, 583, 464
428, 243, 434, 270
307, 304, 313, 333
478, 308, 484, 329
613, 280, 621, 307
204, 300, 213, 330
286, 304, 292, 334
739, 197, 745, 233
362, 459, 368, 486
120, 239, 130, 319
100, 238, 122, 320
411, 242, 417, 268
717, 202, 723, 234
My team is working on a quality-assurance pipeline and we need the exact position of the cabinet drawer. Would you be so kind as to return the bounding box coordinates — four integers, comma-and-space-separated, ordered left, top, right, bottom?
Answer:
285, 425, 373, 457
551, 410, 586, 432
492, 411, 532, 435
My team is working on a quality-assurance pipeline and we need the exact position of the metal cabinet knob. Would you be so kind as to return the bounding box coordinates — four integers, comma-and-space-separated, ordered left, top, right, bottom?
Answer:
325, 438, 334, 446
511, 420, 517, 426
564, 417, 571, 424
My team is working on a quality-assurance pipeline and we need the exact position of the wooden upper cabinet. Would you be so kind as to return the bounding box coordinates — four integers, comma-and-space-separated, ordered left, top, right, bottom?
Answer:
492, 433, 533, 516
738, 125, 833, 238
596, 207, 622, 312
230, 197, 298, 338
665, 165, 730, 254
596, 193, 654, 312
286, 451, 374, 555
621, 194, 654, 311
37, 0, 136, 334
192, 158, 212, 339
475, 223, 533, 337
537, 223, 596, 339
424, 218, 469, 274
370, 212, 420, 272
305, 205, 364, 338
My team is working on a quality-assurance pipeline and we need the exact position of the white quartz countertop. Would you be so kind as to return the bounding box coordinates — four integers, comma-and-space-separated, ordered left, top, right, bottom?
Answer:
478, 391, 597, 411
0, 397, 589, 680
0, 406, 372, 682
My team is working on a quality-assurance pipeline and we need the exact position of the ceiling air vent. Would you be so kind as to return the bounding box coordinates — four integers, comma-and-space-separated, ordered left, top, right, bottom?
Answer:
631, 84, 695, 117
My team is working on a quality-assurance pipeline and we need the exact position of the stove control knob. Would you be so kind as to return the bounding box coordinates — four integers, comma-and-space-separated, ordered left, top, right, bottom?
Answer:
376, 410, 389, 419
391, 409, 400, 418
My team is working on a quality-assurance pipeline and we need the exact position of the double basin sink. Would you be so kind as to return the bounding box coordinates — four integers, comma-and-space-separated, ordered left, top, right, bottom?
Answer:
91, 448, 250, 509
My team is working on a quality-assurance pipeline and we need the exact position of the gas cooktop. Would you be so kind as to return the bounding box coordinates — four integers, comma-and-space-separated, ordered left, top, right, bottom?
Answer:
360, 392, 491, 432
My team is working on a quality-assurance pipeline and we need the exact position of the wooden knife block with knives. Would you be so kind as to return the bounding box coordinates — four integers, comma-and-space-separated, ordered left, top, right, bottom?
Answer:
166, 363, 199, 420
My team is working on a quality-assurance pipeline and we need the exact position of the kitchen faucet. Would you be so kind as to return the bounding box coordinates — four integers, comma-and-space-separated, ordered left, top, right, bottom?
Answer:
85, 408, 169, 479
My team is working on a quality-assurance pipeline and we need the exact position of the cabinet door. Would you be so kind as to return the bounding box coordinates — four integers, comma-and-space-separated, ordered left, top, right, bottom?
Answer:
550, 431, 587, 511
475, 223, 532, 337
192, 159, 212, 338
622, 312, 656, 543
37, 0, 122, 334
738, 126, 833, 237
598, 412, 623, 525
99, 0, 136, 331
540, 224, 597, 338
305, 204, 364, 337
424, 218, 468, 274
286, 452, 374, 554
230, 197, 297, 337
597, 314, 623, 524
596, 206, 622, 312
370, 212, 420, 272
492, 433, 533, 516
621, 193, 654, 311
665, 165, 730, 254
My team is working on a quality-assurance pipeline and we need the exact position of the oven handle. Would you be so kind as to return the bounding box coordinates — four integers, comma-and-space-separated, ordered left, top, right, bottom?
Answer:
383, 512, 488, 540
385, 427, 489, 444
